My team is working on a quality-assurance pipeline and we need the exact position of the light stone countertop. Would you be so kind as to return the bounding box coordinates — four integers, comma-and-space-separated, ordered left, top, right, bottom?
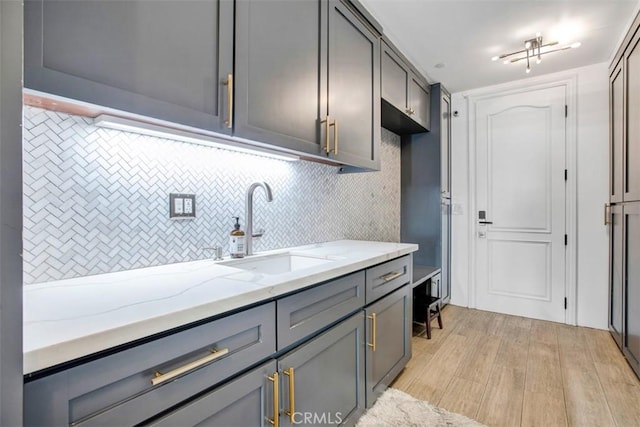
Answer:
23, 240, 418, 375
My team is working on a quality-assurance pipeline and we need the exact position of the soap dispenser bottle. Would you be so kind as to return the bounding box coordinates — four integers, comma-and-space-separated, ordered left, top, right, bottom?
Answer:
229, 217, 246, 258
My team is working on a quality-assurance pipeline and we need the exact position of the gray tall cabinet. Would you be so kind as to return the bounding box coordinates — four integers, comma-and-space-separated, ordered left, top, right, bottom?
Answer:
608, 10, 640, 379
399, 84, 452, 303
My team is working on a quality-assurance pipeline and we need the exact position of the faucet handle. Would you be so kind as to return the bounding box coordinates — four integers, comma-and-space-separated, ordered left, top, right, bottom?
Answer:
203, 246, 224, 260
252, 228, 266, 238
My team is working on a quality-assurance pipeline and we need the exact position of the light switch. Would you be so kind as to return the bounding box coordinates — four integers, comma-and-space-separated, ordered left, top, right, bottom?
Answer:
174, 198, 184, 214
169, 193, 196, 219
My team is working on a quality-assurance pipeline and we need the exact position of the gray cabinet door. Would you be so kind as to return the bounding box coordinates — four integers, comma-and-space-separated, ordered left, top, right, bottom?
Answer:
381, 41, 408, 113
365, 285, 411, 407
327, 0, 380, 170
278, 312, 366, 426
24, 0, 233, 133
148, 360, 278, 427
625, 31, 640, 201
234, 0, 325, 155
408, 72, 431, 131
610, 63, 625, 203
624, 202, 640, 377
609, 204, 623, 348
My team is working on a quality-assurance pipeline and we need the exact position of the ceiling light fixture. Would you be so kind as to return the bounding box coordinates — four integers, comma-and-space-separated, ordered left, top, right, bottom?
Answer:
93, 115, 300, 162
492, 33, 581, 73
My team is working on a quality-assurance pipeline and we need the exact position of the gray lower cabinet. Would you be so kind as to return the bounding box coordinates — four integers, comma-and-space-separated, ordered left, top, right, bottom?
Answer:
365, 255, 411, 304
277, 271, 365, 350
365, 285, 412, 407
24, 303, 276, 426
278, 312, 366, 426
148, 360, 279, 427
24, 0, 234, 133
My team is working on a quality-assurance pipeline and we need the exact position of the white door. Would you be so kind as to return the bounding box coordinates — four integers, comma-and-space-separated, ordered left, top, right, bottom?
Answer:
475, 86, 566, 322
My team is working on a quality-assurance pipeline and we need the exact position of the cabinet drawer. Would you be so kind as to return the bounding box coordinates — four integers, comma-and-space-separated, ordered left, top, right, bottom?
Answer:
277, 271, 365, 350
365, 255, 412, 304
148, 360, 278, 427
24, 303, 276, 426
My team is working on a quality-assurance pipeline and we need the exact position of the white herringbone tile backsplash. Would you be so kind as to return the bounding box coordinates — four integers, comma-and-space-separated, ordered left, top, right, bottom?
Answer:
23, 107, 401, 284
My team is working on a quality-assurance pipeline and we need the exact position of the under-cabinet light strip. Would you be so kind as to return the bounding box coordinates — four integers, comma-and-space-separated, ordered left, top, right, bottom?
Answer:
93, 115, 300, 162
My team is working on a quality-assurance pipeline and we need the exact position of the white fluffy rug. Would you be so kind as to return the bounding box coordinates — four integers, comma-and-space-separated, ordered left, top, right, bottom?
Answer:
356, 388, 487, 427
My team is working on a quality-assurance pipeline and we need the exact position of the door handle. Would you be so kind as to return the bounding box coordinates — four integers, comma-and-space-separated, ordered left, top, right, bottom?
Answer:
267, 372, 279, 427
223, 74, 233, 128
478, 221, 493, 225
283, 367, 295, 423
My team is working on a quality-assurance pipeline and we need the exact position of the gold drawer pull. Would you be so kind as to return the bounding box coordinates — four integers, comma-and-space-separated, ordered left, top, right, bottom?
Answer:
267, 372, 279, 427
151, 348, 229, 386
284, 367, 295, 422
381, 271, 403, 282
367, 313, 377, 352
321, 116, 331, 153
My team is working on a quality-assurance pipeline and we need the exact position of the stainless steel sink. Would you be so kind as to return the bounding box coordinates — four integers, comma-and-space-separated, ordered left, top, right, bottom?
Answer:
220, 252, 334, 275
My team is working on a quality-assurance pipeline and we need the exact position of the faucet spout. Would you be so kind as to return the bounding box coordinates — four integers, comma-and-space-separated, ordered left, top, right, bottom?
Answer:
245, 182, 273, 256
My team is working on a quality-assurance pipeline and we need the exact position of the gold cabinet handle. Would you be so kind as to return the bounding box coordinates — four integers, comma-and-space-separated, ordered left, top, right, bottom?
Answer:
321, 116, 331, 153
224, 74, 233, 128
367, 313, 377, 352
283, 367, 295, 422
406, 108, 415, 115
267, 372, 279, 427
605, 203, 611, 226
151, 348, 229, 386
332, 119, 338, 155
381, 271, 403, 282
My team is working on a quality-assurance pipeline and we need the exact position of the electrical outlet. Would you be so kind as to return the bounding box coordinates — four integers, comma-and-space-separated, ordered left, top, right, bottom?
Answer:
170, 193, 196, 219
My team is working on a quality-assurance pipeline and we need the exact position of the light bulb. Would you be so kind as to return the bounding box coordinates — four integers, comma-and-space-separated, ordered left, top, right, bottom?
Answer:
503, 59, 511, 65
526, 66, 531, 74
491, 56, 499, 61
536, 58, 542, 64
525, 41, 531, 49
570, 42, 581, 48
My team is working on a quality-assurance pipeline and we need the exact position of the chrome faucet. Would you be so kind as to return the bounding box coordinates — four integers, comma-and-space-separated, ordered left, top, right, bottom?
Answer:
245, 182, 273, 256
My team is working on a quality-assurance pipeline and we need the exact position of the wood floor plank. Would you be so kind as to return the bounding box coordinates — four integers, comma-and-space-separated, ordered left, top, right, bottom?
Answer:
521, 388, 567, 427
456, 333, 501, 384
438, 376, 485, 420
598, 381, 640, 427
476, 366, 526, 427
525, 340, 562, 392
395, 306, 640, 427
562, 366, 615, 427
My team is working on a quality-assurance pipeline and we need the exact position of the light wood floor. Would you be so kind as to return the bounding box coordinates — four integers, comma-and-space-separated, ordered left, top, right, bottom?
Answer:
392, 305, 640, 427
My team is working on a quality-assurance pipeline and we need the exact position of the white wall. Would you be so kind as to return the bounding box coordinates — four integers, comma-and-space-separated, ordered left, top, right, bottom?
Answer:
450, 62, 610, 330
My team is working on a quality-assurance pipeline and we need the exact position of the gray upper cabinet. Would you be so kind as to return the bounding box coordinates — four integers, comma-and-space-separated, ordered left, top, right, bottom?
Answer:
326, 0, 381, 170
380, 39, 430, 134
234, 0, 324, 155
625, 30, 640, 201
234, 0, 380, 170
408, 72, 431, 130
610, 62, 624, 203
24, 0, 234, 134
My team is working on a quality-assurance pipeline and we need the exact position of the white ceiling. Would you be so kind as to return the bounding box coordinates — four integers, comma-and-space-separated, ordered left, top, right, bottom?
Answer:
359, 0, 640, 93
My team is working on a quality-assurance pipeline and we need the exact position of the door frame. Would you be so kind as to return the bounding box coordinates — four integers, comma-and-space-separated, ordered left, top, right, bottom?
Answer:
465, 74, 577, 325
